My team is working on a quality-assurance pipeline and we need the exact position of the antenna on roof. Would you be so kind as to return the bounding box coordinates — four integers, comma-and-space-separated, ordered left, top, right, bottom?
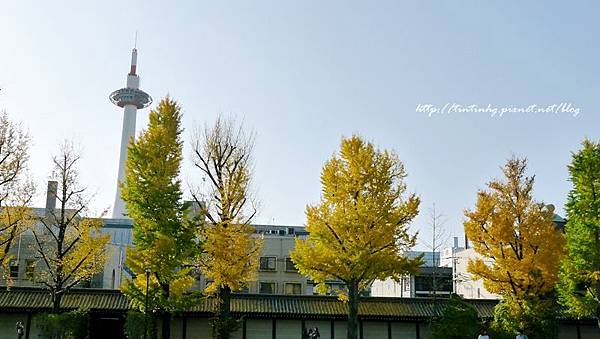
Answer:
134, 30, 138, 49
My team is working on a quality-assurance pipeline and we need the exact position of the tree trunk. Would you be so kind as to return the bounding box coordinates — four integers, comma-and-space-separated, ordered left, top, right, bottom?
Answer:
216, 285, 232, 339
347, 281, 360, 339
161, 311, 171, 339
161, 283, 171, 339
52, 291, 62, 314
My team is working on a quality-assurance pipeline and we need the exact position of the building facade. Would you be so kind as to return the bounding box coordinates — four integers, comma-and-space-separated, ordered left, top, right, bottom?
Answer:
197, 224, 312, 295
101, 222, 349, 296
371, 251, 452, 299
0, 181, 104, 289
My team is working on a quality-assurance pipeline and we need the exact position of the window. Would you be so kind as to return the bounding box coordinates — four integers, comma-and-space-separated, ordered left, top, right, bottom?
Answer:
25, 260, 35, 280
414, 275, 453, 293
259, 257, 276, 271
285, 258, 298, 272
414, 276, 432, 291
9, 262, 18, 279
259, 282, 276, 294
285, 283, 302, 295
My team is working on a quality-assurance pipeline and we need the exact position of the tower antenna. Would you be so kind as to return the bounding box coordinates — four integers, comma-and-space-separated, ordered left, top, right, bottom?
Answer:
134, 31, 138, 49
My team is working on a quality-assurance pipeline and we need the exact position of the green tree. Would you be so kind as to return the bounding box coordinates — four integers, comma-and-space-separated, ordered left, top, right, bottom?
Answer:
558, 139, 600, 327
33, 142, 109, 313
432, 294, 480, 339
121, 97, 197, 339
492, 296, 557, 339
191, 117, 262, 339
291, 135, 422, 339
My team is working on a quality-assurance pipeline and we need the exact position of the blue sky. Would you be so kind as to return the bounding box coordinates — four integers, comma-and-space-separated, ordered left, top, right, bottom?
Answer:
1, 1, 598, 249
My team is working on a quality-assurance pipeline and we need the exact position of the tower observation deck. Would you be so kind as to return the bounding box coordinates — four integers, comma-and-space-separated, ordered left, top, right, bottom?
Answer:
110, 48, 152, 218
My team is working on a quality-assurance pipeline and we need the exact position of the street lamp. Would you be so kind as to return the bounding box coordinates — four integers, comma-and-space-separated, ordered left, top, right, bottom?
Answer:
144, 268, 151, 339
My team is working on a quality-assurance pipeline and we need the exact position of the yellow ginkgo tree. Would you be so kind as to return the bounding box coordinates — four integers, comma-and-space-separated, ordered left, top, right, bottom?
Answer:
464, 157, 564, 335
121, 97, 197, 339
0, 111, 35, 280
32, 142, 109, 313
291, 135, 422, 339
191, 117, 262, 339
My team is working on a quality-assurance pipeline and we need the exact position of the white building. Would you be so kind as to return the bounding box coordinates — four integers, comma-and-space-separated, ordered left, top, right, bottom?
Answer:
0, 181, 105, 288
451, 247, 500, 299
102, 222, 355, 296
371, 251, 453, 298
100, 218, 134, 289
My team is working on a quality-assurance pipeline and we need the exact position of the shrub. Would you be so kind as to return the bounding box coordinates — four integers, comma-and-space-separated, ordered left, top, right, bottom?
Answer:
124, 310, 156, 339
432, 295, 480, 339
37, 310, 88, 339
492, 296, 558, 339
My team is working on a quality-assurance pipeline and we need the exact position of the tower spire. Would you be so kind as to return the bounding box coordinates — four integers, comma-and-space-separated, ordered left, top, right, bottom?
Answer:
129, 48, 137, 75
109, 45, 152, 218
129, 32, 138, 75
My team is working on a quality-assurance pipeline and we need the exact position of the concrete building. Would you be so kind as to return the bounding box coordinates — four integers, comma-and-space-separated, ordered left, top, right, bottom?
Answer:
100, 218, 134, 289
196, 224, 310, 295
103, 222, 353, 296
450, 247, 499, 299
0, 181, 104, 289
0, 211, 55, 288
371, 251, 452, 298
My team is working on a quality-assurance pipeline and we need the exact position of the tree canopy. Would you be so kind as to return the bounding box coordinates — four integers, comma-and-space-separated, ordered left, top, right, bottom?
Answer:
33, 142, 109, 313
464, 157, 564, 335
558, 139, 600, 326
432, 294, 480, 339
0, 111, 35, 281
191, 117, 262, 339
291, 135, 422, 339
121, 97, 197, 339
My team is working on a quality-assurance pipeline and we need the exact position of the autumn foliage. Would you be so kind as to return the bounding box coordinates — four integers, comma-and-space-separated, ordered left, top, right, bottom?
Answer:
191, 117, 262, 339
291, 135, 422, 339
121, 97, 197, 339
464, 157, 564, 298
464, 157, 564, 335
33, 143, 109, 313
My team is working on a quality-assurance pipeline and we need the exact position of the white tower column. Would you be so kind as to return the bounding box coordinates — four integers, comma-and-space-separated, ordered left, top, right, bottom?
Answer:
110, 48, 152, 218
113, 104, 137, 218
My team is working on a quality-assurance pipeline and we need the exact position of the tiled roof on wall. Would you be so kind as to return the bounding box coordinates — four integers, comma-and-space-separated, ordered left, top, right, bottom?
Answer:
0, 287, 497, 320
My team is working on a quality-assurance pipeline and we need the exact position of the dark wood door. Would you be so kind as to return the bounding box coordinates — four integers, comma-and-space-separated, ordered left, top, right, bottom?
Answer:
90, 314, 126, 339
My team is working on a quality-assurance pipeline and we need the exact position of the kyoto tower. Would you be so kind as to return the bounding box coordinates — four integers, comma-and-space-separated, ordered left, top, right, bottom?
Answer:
109, 47, 152, 218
